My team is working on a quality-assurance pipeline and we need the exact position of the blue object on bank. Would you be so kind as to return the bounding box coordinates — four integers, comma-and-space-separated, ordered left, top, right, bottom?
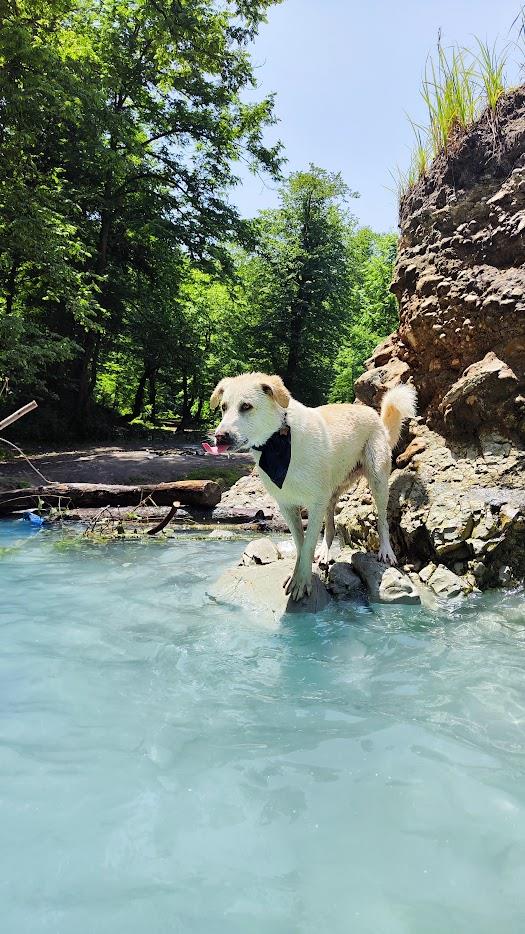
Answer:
24, 512, 44, 526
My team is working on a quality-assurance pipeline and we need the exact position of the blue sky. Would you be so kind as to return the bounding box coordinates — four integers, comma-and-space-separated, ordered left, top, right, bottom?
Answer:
232, 0, 523, 231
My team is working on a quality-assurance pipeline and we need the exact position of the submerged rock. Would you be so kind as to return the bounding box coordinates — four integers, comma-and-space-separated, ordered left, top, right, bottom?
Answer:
208, 528, 236, 540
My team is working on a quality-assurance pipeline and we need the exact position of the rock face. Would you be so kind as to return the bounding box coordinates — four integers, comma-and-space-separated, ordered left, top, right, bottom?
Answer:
345, 89, 525, 590
356, 89, 525, 440
336, 422, 525, 590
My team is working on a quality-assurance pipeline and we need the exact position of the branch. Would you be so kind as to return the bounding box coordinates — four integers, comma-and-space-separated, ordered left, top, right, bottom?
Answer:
0, 400, 37, 431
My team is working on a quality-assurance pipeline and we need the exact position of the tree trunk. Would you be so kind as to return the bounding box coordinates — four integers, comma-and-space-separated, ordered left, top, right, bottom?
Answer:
178, 372, 195, 427
5, 257, 19, 315
76, 330, 98, 429
284, 192, 312, 394
131, 367, 149, 419
149, 373, 157, 422
74, 191, 113, 427
284, 301, 303, 393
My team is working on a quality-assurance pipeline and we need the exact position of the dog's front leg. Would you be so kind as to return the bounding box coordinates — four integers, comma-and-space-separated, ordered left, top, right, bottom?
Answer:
285, 502, 326, 601
280, 504, 304, 558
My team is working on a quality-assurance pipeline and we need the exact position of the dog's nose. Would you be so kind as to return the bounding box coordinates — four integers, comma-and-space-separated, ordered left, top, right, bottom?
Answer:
215, 431, 232, 445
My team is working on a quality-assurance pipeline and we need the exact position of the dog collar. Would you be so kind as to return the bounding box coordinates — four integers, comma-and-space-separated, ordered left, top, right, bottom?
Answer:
252, 413, 291, 489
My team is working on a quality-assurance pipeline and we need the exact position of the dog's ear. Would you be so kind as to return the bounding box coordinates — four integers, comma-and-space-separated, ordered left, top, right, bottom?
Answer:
261, 375, 291, 408
210, 379, 228, 411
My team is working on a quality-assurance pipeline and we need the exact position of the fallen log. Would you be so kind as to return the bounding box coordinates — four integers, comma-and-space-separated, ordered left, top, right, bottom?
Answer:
0, 480, 221, 515
211, 505, 274, 524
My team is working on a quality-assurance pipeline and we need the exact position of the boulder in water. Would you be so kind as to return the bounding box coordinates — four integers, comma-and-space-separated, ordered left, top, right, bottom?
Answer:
209, 558, 330, 627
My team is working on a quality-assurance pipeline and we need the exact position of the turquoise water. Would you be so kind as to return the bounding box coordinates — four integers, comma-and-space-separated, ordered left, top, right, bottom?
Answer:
1, 521, 525, 934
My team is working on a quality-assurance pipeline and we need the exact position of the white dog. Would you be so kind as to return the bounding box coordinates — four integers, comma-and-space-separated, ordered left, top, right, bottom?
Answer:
210, 373, 417, 601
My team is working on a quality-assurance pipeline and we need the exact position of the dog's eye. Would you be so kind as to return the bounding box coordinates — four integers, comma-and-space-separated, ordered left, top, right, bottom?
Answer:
221, 402, 228, 413
239, 402, 253, 413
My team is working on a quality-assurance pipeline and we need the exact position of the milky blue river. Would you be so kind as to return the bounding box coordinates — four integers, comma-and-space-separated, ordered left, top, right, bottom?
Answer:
1, 521, 524, 933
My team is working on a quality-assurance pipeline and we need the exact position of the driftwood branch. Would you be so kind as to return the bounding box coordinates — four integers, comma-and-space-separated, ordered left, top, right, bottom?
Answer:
0, 400, 38, 431
146, 501, 181, 535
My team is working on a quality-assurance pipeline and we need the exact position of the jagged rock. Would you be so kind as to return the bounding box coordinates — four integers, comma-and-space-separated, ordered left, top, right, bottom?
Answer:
327, 561, 362, 597
396, 437, 426, 467
241, 538, 280, 565
351, 552, 421, 604
336, 423, 525, 590
440, 352, 519, 433
419, 564, 471, 599
209, 559, 331, 626
354, 358, 411, 407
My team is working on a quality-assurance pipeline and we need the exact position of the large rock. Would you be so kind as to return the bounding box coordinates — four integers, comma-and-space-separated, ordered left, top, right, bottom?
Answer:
419, 563, 471, 599
209, 559, 331, 627
327, 559, 363, 597
336, 423, 525, 590
340, 88, 525, 591
353, 88, 525, 440
439, 352, 519, 434
351, 552, 421, 604
217, 472, 275, 516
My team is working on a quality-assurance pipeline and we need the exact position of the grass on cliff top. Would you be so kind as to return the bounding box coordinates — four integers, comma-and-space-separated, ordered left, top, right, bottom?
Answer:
394, 36, 508, 198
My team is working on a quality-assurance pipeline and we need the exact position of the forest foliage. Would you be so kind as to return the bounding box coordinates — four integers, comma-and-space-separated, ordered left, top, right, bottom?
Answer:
0, 0, 398, 438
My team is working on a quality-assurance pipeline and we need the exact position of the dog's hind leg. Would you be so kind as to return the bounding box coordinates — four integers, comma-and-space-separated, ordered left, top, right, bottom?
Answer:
363, 435, 396, 565
316, 498, 336, 568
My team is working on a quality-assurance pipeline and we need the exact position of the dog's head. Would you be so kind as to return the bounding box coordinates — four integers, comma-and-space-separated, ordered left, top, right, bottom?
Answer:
210, 373, 291, 451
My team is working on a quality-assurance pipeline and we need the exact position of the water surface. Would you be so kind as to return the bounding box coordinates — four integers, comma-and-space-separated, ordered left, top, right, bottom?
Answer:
1, 521, 525, 933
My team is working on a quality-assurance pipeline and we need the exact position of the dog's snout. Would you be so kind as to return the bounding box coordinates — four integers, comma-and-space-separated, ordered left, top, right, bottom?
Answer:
215, 430, 233, 445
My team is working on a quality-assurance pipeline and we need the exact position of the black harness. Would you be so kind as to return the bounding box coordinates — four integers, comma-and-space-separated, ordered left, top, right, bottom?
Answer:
252, 413, 291, 489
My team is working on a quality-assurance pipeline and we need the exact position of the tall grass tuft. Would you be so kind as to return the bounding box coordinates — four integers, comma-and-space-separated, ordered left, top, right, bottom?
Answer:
400, 35, 508, 196
475, 39, 507, 110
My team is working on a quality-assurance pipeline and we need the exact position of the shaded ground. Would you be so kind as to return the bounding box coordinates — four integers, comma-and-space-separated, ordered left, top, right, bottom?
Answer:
0, 440, 253, 488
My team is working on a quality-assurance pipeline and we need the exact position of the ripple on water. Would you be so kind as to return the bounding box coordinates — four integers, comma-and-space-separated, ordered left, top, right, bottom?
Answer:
1, 522, 525, 934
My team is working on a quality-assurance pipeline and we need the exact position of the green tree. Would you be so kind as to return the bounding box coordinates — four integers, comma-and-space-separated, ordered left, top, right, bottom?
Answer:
0, 0, 282, 430
330, 230, 398, 402
239, 166, 358, 405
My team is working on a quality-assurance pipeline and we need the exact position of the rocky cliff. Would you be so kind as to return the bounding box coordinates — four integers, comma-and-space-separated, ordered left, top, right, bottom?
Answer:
338, 88, 525, 593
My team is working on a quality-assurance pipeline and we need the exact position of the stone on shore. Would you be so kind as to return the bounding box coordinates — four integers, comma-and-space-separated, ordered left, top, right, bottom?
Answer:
419, 563, 472, 599
241, 538, 281, 565
327, 561, 363, 597
351, 552, 421, 604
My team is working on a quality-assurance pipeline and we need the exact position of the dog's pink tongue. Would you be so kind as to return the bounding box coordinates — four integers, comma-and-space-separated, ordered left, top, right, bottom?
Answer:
202, 441, 229, 455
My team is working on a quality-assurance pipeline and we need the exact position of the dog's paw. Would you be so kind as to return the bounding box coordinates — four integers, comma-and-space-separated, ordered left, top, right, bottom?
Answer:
315, 544, 331, 568
285, 571, 313, 601
378, 542, 397, 566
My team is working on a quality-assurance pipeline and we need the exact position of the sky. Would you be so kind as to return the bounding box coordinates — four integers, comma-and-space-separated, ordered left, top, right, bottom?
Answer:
231, 0, 523, 231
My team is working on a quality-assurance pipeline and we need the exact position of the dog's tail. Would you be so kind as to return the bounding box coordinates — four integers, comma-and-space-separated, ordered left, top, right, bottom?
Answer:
380, 383, 417, 449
